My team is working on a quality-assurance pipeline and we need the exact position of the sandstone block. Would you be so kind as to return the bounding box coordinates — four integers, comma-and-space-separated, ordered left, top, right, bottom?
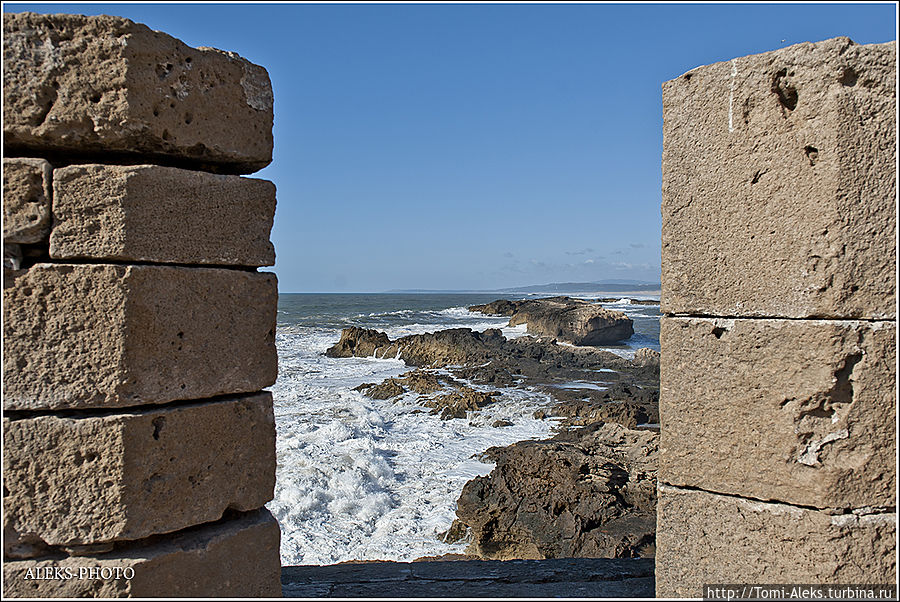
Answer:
659, 316, 895, 509
2, 509, 282, 598
50, 164, 275, 266
655, 485, 896, 597
3, 264, 277, 410
662, 38, 896, 319
4, 393, 275, 553
3, 157, 52, 244
4, 12, 273, 173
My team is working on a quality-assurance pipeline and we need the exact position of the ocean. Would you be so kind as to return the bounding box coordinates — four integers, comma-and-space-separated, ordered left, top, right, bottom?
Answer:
266, 292, 660, 566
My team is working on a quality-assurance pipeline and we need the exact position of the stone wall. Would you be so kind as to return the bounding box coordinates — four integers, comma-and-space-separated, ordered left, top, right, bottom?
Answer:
3, 13, 281, 597
657, 38, 896, 596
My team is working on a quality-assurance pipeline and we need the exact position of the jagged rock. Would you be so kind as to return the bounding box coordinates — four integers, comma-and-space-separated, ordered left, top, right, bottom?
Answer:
438, 521, 470, 544
632, 348, 660, 368
424, 387, 500, 420
471, 297, 634, 345
399, 369, 448, 394
325, 327, 391, 359
492, 420, 514, 428
354, 379, 405, 400
468, 299, 520, 316
454, 423, 658, 561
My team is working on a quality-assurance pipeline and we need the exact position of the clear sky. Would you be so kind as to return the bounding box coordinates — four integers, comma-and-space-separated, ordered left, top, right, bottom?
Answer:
6, 2, 897, 292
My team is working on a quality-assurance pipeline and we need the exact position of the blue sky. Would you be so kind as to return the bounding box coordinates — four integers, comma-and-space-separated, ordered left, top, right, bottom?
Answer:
6, 3, 897, 292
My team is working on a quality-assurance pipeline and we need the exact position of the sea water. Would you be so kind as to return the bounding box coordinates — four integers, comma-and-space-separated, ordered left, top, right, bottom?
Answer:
266, 293, 660, 566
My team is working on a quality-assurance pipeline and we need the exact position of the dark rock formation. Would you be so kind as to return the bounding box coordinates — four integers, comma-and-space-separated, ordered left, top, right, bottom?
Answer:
353, 378, 405, 400
325, 327, 391, 358
424, 388, 501, 420
469, 297, 634, 345
451, 422, 658, 560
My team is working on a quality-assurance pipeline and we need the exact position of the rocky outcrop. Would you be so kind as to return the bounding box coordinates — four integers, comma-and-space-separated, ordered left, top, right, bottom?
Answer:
424, 388, 501, 420
470, 297, 633, 345
325, 327, 391, 359
449, 423, 658, 560
632, 348, 660, 368
329, 326, 660, 429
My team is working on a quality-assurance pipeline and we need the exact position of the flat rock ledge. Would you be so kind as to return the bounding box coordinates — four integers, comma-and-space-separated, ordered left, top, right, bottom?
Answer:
469, 297, 634, 345
281, 557, 655, 598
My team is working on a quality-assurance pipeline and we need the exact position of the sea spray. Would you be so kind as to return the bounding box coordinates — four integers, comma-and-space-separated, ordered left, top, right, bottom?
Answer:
266, 294, 659, 565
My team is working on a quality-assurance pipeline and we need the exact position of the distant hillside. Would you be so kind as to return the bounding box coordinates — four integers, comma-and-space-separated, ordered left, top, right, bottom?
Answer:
499, 281, 660, 293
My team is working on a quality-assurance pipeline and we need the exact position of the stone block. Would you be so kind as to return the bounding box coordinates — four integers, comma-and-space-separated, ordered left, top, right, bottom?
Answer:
661, 37, 896, 319
4, 393, 275, 553
659, 316, 895, 509
4, 12, 273, 174
655, 485, 896, 597
50, 164, 275, 266
2, 508, 282, 598
3, 157, 52, 244
3, 264, 277, 410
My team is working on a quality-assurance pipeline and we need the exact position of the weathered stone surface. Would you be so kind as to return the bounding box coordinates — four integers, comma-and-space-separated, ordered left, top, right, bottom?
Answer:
50, 164, 275, 266
4, 393, 275, 553
2, 509, 282, 598
656, 485, 896, 597
662, 37, 896, 319
453, 423, 658, 560
4, 12, 273, 173
659, 316, 896, 509
3, 264, 277, 410
3, 157, 52, 244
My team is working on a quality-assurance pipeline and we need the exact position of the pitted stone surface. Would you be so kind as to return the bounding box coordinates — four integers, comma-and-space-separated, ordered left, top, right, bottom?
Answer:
662, 37, 896, 319
659, 316, 896, 509
3, 264, 277, 410
3, 157, 52, 244
3, 393, 275, 553
3, 12, 273, 173
656, 485, 897, 597
2, 509, 282, 598
50, 164, 275, 266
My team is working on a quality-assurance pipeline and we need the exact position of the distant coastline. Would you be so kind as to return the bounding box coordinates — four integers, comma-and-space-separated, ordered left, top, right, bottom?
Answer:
384, 281, 661, 295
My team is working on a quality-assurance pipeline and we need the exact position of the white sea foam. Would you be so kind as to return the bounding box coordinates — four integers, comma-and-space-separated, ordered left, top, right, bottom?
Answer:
267, 296, 657, 565
267, 314, 555, 566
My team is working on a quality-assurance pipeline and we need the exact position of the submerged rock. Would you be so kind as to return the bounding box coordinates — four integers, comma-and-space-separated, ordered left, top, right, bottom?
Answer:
452, 422, 658, 561
470, 297, 634, 345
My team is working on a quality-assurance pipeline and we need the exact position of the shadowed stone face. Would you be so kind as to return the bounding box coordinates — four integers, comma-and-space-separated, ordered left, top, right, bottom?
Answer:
3, 158, 52, 244
3, 12, 274, 173
2, 509, 282, 598
662, 37, 896, 320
